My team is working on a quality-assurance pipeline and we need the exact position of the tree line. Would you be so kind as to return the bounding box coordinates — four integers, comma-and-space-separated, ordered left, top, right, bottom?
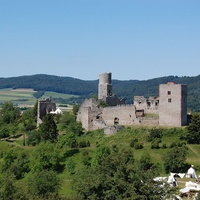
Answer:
0, 74, 200, 111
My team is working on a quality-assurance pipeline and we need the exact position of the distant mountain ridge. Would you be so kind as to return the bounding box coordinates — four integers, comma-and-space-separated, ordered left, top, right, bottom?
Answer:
0, 74, 200, 112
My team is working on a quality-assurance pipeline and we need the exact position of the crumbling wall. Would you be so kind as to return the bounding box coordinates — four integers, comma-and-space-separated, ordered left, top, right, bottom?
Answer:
134, 96, 159, 114
77, 73, 188, 131
37, 98, 56, 126
102, 105, 139, 126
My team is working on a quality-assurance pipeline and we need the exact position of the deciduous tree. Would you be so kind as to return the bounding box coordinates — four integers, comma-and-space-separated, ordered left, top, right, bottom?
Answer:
186, 113, 200, 144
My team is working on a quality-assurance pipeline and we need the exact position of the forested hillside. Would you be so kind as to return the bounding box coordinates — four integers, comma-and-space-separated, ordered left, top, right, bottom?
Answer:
0, 74, 200, 112
0, 101, 200, 199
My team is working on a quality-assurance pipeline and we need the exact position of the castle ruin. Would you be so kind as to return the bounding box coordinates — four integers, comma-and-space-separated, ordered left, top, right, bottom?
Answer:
37, 98, 56, 126
77, 72, 188, 131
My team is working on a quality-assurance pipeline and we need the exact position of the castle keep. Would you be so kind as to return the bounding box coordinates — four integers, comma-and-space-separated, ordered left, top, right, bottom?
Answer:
77, 72, 188, 131
159, 82, 187, 127
37, 98, 56, 126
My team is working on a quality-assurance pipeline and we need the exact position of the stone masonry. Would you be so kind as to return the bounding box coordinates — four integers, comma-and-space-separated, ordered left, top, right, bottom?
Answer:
159, 82, 187, 127
77, 73, 188, 131
37, 98, 56, 127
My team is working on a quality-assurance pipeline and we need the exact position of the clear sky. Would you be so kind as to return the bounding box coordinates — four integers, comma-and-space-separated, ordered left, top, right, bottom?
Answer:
0, 0, 200, 80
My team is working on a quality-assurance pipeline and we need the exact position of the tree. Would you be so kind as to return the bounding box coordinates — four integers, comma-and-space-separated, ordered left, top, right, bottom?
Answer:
26, 130, 41, 146
148, 128, 162, 142
9, 151, 30, 179
2, 149, 30, 180
31, 142, 64, 172
73, 147, 166, 199
186, 113, 200, 144
28, 170, 61, 199
72, 104, 80, 116
39, 114, 58, 142
0, 124, 10, 139
59, 111, 83, 135
59, 133, 78, 148
2, 149, 17, 172
0, 102, 20, 124
137, 153, 158, 174
0, 173, 17, 200
21, 108, 37, 131
163, 146, 188, 173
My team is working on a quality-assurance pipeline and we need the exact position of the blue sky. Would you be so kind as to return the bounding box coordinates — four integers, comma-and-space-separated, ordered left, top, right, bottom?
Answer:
0, 0, 200, 80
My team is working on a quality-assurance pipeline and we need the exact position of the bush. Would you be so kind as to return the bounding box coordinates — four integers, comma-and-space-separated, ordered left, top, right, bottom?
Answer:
134, 142, 143, 149
26, 130, 41, 146
148, 128, 162, 142
151, 139, 161, 149
28, 170, 61, 198
161, 143, 167, 149
64, 149, 80, 158
0, 125, 10, 139
186, 113, 200, 144
78, 140, 90, 148
130, 138, 138, 147
169, 141, 186, 148
163, 146, 188, 173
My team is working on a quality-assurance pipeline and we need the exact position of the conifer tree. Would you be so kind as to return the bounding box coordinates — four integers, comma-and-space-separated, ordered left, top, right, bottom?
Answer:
39, 114, 58, 142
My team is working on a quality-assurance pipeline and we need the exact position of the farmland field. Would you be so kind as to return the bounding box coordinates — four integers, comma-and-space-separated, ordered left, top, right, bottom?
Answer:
0, 88, 77, 108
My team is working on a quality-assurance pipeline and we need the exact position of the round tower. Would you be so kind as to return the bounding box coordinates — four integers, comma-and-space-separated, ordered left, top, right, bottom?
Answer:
98, 72, 112, 100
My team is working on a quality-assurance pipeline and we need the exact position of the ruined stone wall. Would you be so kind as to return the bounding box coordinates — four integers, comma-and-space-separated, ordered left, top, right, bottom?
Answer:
92, 119, 106, 130
134, 96, 159, 114
76, 98, 97, 122
37, 98, 56, 126
78, 107, 91, 131
102, 105, 139, 126
104, 126, 124, 135
77, 73, 188, 131
159, 83, 187, 127
137, 117, 159, 126
76, 98, 105, 130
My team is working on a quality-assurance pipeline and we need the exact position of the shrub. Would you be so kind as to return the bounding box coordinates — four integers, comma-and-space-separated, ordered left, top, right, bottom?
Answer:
151, 139, 161, 149
161, 143, 167, 149
134, 142, 143, 149
148, 128, 162, 142
130, 138, 138, 147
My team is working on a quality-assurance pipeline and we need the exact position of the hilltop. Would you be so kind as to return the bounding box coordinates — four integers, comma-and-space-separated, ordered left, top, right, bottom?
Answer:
0, 74, 200, 111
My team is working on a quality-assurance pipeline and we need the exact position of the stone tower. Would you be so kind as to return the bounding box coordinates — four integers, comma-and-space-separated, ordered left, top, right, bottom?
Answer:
98, 72, 112, 101
37, 98, 56, 127
159, 82, 187, 127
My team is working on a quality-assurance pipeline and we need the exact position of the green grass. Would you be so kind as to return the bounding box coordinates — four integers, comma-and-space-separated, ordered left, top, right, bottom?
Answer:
0, 88, 36, 105
42, 91, 78, 99
0, 88, 77, 108
1, 126, 200, 197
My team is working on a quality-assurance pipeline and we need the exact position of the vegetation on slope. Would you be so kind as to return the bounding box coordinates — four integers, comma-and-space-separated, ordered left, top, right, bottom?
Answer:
1, 101, 200, 199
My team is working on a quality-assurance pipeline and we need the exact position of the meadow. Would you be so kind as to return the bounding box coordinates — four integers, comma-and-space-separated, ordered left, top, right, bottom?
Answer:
2, 126, 200, 198
0, 88, 76, 108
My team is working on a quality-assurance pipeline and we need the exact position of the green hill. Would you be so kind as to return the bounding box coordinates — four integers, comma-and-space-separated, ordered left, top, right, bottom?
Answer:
0, 74, 200, 111
1, 126, 200, 199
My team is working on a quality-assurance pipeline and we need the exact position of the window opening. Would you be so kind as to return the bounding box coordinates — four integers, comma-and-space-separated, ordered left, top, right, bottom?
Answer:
168, 98, 172, 103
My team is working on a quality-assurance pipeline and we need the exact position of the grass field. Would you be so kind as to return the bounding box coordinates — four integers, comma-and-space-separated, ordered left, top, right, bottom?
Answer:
0, 88, 36, 105
0, 88, 77, 108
